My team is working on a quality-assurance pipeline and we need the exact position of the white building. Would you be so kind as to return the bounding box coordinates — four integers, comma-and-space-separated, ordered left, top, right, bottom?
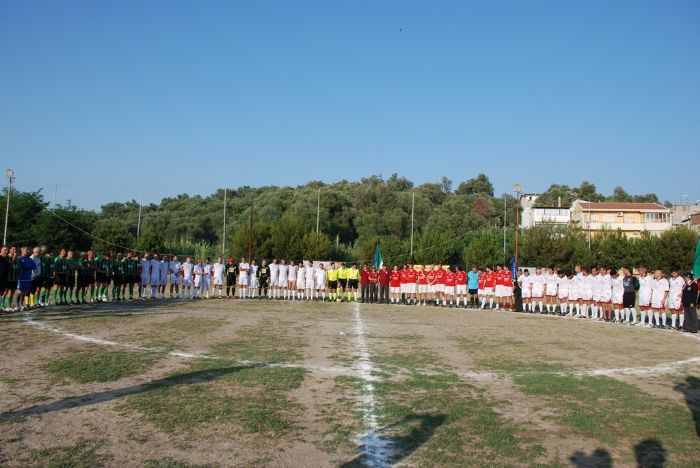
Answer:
520, 194, 571, 229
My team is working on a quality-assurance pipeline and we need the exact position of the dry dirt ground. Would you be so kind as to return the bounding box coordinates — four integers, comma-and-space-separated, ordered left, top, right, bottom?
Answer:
1, 299, 699, 467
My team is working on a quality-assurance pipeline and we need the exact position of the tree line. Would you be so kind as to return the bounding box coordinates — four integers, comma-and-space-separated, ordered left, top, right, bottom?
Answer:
1, 175, 696, 272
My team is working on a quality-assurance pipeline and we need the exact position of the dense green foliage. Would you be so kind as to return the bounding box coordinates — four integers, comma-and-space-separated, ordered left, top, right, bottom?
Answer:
0, 176, 696, 271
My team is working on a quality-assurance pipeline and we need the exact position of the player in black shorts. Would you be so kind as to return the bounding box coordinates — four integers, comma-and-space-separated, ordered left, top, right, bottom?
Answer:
124, 251, 138, 300
52, 249, 68, 305
39, 249, 54, 307
65, 250, 77, 304
226, 258, 237, 298
76, 252, 91, 304
112, 252, 125, 301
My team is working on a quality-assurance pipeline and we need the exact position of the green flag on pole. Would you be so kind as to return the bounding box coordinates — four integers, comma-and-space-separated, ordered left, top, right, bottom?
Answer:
693, 237, 700, 278
374, 244, 383, 269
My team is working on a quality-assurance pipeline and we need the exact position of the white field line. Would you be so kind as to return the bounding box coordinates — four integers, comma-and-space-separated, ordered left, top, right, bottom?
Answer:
21, 310, 700, 382
22, 314, 351, 375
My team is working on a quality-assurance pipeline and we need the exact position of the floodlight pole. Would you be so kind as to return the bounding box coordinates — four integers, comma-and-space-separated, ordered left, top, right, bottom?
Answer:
513, 183, 521, 266
409, 191, 415, 259
3, 169, 15, 246
137, 184, 143, 239
316, 188, 320, 234
222, 189, 227, 257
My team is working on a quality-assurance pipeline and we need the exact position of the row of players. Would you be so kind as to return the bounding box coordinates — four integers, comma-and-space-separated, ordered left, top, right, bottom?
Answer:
1, 248, 697, 332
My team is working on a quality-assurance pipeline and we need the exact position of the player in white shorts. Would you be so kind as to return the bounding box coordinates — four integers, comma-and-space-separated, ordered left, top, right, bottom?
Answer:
139, 253, 152, 299
315, 263, 327, 301
557, 270, 571, 316
181, 257, 194, 299
169, 255, 182, 298
278, 259, 289, 299
304, 262, 316, 300
519, 269, 532, 311
287, 261, 297, 300
599, 267, 613, 321
237, 257, 249, 299
611, 269, 624, 322
530, 268, 546, 313
545, 268, 558, 313
589, 268, 602, 320
638, 267, 653, 327
579, 269, 593, 318
668, 269, 685, 330
212, 257, 225, 298
567, 270, 579, 316
193, 260, 204, 298
295, 263, 306, 300
148, 254, 161, 300
269, 258, 279, 299
248, 260, 258, 298
650, 270, 669, 328
158, 256, 169, 299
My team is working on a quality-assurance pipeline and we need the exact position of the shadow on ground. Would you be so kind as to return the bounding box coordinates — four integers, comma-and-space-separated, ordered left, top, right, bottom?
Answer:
340, 414, 446, 467
0, 364, 256, 421
674, 375, 700, 438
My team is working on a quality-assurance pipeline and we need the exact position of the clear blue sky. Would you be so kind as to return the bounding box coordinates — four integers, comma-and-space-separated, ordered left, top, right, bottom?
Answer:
1, 0, 699, 209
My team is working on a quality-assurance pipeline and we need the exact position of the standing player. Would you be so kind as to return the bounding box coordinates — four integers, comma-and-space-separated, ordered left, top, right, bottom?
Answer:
169, 255, 182, 299
493, 265, 505, 310
668, 268, 685, 330
278, 259, 289, 300
125, 251, 139, 300
326, 262, 337, 302
315, 263, 327, 301
305, 261, 316, 300
288, 260, 297, 300
621, 267, 638, 324
348, 263, 360, 302
501, 264, 514, 312
295, 261, 306, 300
530, 268, 546, 313
336, 262, 347, 302
650, 270, 669, 328
225, 258, 237, 298
444, 267, 456, 307
467, 267, 478, 307
434, 265, 446, 307
481, 267, 495, 309
417, 266, 428, 306
545, 268, 558, 314
148, 254, 161, 300
611, 269, 624, 322
193, 259, 204, 299
257, 260, 270, 299
455, 267, 467, 307
248, 260, 258, 298
181, 256, 194, 299
389, 265, 401, 304
557, 270, 571, 316
212, 257, 225, 298
519, 269, 532, 312
638, 267, 653, 327
268, 258, 279, 299
139, 253, 151, 300
579, 268, 593, 319
238, 257, 249, 299
600, 267, 613, 321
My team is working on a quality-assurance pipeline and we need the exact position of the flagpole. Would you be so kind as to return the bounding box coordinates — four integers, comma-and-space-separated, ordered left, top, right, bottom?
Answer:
222, 189, 227, 257
410, 191, 415, 259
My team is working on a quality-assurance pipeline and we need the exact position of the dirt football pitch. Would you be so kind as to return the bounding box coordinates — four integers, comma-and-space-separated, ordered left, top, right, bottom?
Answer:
1, 298, 699, 467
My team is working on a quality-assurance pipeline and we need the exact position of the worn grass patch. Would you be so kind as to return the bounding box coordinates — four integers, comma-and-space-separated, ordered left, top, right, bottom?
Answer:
208, 321, 304, 363
126, 360, 306, 435
143, 458, 217, 468
348, 373, 546, 466
317, 376, 365, 455
514, 373, 699, 464
30, 439, 105, 467
42, 348, 157, 383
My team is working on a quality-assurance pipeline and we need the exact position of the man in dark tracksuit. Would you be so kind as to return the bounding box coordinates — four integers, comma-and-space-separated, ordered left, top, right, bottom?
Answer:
622, 267, 640, 323
682, 273, 698, 333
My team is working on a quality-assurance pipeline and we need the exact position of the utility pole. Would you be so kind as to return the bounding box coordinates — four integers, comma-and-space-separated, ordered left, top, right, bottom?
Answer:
503, 194, 507, 263
54, 183, 57, 207
409, 191, 415, 259
513, 183, 521, 267
316, 188, 320, 234
3, 169, 15, 246
137, 185, 143, 239
222, 189, 227, 257
248, 195, 254, 260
